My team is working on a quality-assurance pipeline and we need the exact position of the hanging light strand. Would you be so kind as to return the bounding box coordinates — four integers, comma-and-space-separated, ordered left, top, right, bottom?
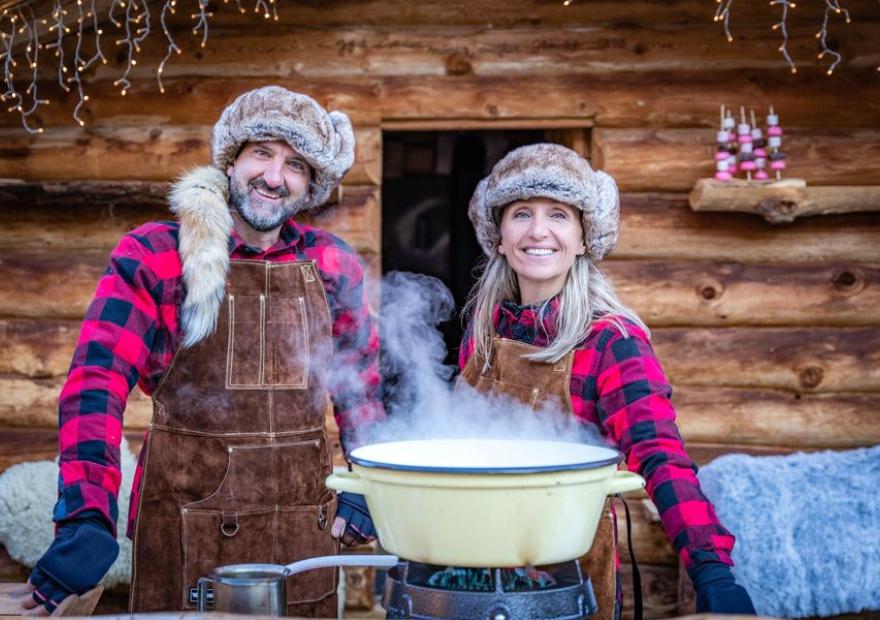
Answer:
769, 0, 797, 73
191, 0, 212, 49
0, 0, 282, 134
18, 5, 48, 130
157, 0, 181, 93
713, 0, 735, 42
817, 0, 850, 75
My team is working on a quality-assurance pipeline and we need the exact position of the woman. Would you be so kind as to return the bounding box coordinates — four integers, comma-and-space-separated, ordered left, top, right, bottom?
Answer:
458, 143, 756, 619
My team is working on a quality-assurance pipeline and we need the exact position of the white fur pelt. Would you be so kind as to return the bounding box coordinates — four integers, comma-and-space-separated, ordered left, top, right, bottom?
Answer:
169, 166, 233, 348
698, 445, 880, 618
0, 437, 138, 588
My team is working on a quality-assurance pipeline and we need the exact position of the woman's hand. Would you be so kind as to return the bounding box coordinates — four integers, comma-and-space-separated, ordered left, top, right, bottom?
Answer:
691, 561, 757, 615
331, 492, 377, 547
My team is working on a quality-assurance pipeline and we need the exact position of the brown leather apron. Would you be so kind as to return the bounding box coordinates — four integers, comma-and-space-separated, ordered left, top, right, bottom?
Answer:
129, 260, 339, 618
458, 337, 619, 620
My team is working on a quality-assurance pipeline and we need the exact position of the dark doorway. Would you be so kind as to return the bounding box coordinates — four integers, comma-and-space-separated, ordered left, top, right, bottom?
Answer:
381, 129, 588, 371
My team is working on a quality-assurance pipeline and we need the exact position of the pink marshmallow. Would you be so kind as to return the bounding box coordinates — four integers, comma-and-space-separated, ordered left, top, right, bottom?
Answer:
755, 170, 769, 180
740, 161, 757, 171
770, 160, 787, 170
714, 171, 733, 181
767, 126, 783, 137
716, 151, 731, 160
754, 148, 767, 158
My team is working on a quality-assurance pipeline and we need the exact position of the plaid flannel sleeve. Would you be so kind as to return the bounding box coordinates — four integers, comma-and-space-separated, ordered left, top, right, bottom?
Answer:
323, 246, 385, 451
592, 327, 735, 570
55, 235, 161, 535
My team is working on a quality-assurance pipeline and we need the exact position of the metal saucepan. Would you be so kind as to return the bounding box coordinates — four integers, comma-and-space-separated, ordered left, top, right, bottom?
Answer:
325, 438, 645, 568
191, 554, 399, 615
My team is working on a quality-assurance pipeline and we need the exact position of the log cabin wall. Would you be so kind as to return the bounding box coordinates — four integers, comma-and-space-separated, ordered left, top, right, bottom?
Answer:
1, 0, 879, 617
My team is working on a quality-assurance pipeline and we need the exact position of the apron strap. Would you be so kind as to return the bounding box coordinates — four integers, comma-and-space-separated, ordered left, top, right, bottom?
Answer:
615, 494, 643, 620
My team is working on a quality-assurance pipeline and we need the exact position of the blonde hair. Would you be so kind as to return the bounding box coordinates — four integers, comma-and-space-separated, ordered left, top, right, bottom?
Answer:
464, 253, 648, 366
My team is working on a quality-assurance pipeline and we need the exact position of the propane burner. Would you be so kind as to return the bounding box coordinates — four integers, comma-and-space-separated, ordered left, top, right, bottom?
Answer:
383, 560, 596, 620
424, 566, 557, 591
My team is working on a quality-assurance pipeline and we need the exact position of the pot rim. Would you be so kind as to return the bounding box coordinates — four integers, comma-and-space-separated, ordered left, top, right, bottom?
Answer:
348, 438, 623, 474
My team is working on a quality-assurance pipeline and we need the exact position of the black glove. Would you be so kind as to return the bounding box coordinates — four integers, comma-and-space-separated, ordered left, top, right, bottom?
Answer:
29, 513, 119, 613
335, 492, 376, 546
690, 561, 757, 615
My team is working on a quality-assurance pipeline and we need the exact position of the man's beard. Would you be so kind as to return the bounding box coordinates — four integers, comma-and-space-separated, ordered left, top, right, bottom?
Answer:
229, 176, 309, 232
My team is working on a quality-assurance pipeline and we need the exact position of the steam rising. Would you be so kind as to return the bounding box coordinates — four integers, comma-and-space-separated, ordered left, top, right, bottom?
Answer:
350, 272, 607, 449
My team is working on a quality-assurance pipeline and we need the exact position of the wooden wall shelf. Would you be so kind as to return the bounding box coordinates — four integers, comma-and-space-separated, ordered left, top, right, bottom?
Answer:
689, 178, 880, 224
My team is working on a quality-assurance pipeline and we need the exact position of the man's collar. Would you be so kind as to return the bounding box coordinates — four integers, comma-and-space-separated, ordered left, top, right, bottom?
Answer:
229, 218, 302, 256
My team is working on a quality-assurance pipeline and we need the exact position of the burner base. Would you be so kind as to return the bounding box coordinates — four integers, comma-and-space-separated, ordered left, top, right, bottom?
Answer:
382, 561, 597, 620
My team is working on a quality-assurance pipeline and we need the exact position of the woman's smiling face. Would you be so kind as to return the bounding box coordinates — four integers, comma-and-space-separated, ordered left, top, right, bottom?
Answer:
498, 197, 586, 305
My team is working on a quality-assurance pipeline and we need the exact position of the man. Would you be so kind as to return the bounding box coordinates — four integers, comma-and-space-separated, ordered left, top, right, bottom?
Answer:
22, 86, 383, 618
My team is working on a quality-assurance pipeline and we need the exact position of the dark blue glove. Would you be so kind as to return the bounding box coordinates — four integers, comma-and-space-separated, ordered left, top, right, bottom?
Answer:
335, 492, 376, 546
29, 513, 119, 613
690, 561, 757, 615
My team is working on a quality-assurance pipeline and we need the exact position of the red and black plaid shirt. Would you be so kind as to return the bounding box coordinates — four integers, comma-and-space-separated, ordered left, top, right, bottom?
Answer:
56, 218, 383, 537
459, 298, 735, 571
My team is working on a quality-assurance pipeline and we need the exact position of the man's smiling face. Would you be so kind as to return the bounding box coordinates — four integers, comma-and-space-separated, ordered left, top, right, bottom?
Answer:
227, 140, 312, 232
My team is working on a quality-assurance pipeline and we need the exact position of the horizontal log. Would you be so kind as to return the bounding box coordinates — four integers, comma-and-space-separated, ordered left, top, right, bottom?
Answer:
4, 67, 879, 130
654, 327, 880, 393
8, 319, 878, 395
156, 0, 880, 29
689, 179, 880, 223
674, 387, 880, 449
4, 186, 879, 263
593, 128, 880, 192
3, 252, 877, 326
604, 260, 880, 327
617, 193, 880, 263
0, 125, 380, 185
0, 319, 80, 378
0, 376, 152, 428
66, 22, 880, 84
0, 183, 379, 254
0, 427, 145, 474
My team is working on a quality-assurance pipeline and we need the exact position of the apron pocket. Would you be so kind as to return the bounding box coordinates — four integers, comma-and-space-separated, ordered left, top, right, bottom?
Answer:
180, 506, 276, 609
279, 494, 339, 604
474, 375, 541, 408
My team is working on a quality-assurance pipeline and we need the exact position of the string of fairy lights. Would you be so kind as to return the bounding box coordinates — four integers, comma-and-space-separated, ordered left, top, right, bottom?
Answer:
0, 0, 279, 133
0, 0, 875, 133
714, 0, 856, 75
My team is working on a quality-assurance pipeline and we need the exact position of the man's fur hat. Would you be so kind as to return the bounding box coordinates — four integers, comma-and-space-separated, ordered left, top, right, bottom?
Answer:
468, 143, 619, 262
211, 85, 355, 209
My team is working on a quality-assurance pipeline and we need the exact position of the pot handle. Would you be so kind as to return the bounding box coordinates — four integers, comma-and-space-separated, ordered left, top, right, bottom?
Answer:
607, 470, 646, 495
325, 470, 366, 495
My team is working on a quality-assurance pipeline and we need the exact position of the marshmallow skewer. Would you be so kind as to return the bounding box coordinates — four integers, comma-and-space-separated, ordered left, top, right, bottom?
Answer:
715, 105, 734, 182
751, 109, 769, 181
737, 105, 757, 181
766, 104, 786, 180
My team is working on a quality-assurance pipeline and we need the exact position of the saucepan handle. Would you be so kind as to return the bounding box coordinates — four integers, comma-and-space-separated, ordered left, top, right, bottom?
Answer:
325, 470, 366, 495
195, 577, 214, 612
607, 470, 646, 495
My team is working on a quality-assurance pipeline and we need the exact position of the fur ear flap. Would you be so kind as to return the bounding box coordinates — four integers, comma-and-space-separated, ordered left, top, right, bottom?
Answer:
586, 170, 620, 262
169, 166, 232, 347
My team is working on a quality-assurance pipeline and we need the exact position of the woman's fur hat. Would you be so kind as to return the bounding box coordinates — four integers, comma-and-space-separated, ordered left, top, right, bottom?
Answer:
468, 143, 620, 262
211, 85, 355, 209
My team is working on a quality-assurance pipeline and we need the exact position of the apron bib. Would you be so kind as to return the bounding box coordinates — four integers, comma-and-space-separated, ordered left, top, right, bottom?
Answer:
458, 337, 620, 620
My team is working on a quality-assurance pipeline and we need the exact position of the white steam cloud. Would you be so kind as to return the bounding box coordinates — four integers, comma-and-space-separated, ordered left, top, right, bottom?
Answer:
350, 272, 608, 449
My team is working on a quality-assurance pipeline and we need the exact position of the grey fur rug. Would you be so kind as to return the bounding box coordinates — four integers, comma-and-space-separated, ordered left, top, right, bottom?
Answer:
698, 445, 880, 618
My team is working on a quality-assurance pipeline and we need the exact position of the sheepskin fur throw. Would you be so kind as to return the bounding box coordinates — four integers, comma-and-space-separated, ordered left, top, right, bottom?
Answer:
211, 85, 355, 209
468, 143, 620, 262
0, 437, 138, 588
169, 166, 232, 348
698, 445, 880, 618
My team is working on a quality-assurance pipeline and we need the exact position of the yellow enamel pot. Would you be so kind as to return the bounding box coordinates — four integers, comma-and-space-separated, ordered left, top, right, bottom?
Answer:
325, 438, 645, 567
